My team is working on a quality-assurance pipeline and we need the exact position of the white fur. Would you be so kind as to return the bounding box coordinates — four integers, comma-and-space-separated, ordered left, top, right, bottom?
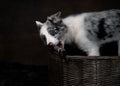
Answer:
63, 14, 100, 56
40, 23, 59, 45
35, 21, 43, 26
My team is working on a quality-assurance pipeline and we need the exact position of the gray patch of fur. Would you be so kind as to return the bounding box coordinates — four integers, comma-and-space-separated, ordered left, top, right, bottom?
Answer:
46, 12, 68, 40
85, 9, 120, 44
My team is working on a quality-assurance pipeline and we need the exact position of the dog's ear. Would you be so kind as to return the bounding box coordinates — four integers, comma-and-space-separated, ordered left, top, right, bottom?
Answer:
35, 21, 43, 29
47, 11, 62, 24
54, 11, 61, 17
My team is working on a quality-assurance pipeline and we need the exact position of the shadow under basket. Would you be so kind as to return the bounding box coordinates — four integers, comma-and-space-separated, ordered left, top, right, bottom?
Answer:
49, 53, 120, 86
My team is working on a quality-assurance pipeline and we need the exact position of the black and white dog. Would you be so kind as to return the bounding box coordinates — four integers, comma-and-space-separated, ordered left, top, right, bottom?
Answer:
36, 9, 120, 56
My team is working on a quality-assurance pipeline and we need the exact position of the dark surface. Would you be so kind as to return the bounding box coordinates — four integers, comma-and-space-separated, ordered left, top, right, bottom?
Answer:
0, 0, 120, 65
0, 62, 50, 86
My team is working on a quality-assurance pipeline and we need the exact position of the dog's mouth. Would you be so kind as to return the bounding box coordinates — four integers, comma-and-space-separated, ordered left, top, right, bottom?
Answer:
57, 41, 63, 48
48, 41, 63, 49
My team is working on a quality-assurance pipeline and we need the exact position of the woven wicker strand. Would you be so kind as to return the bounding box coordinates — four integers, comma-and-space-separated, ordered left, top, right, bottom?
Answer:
49, 55, 120, 86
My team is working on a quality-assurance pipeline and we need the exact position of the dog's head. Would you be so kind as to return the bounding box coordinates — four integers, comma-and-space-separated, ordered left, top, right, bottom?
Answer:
36, 12, 67, 47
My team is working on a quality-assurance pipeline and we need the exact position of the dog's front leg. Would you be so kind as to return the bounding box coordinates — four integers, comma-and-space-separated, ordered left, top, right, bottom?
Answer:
77, 39, 100, 56
87, 46, 100, 56
53, 41, 66, 58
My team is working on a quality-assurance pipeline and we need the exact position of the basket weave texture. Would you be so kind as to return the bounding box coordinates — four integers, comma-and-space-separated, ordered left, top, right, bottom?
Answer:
49, 55, 120, 86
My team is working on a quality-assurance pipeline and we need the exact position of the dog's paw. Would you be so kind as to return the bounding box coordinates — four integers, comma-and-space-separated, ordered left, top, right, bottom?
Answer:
58, 48, 66, 58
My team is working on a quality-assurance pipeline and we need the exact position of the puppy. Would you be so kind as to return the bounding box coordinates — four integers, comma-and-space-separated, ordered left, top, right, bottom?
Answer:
36, 9, 120, 56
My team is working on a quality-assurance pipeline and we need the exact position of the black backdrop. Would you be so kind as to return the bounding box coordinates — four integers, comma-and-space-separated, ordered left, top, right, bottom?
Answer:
0, 0, 120, 65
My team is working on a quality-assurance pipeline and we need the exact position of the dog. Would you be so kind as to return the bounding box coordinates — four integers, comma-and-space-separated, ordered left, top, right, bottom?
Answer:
36, 9, 120, 56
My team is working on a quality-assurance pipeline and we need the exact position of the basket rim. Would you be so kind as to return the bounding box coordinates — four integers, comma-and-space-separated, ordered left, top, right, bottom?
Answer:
50, 50, 120, 60
66, 56, 120, 60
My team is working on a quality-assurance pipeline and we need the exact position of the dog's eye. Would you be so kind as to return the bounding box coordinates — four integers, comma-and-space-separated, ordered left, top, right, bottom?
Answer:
47, 27, 53, 31
47, 27, 58, 36
54, 27, 59, 31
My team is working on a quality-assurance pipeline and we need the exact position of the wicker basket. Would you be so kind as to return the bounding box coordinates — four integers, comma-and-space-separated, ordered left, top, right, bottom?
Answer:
48, 53, 120, 86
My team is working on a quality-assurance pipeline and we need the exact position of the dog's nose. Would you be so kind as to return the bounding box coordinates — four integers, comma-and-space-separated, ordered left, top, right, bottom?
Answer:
47, 42, 54, 48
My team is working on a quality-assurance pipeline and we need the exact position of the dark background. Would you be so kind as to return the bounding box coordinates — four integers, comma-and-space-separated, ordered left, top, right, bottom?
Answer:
0, 0, 120, 65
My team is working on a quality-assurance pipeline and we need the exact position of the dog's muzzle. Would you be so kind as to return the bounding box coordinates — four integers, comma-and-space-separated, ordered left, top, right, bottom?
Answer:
48, 42, 54, 48
47, 41, 63, 52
